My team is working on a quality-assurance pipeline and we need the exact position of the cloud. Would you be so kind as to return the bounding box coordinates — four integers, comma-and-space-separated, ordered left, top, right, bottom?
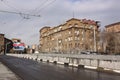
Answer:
0, 0, 120, 45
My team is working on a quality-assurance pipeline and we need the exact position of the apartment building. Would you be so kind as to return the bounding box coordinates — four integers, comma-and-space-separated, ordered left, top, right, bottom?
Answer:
106, 22, 120, 33
105, 22, 120, 54
39, 18, 100, 53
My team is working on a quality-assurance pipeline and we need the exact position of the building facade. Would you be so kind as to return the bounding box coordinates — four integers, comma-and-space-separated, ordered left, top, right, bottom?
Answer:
0, 34, 5, 54
39, 18, 100, 53
105, 22, 120, 54
106, 22, 120, 33
0, 34, 13, 54
4, 38, 13, 53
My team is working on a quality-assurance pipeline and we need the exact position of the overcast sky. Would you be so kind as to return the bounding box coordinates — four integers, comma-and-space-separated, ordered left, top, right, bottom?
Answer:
0, 0, 120, 45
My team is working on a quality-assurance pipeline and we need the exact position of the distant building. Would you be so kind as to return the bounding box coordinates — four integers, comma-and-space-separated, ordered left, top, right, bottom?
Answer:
39, 18, 100, 53
0, 34, 13, 54
12, 38, 21, 43
4, 38, 13, 53
0, 34, 5, 54
105, 22, 120, 54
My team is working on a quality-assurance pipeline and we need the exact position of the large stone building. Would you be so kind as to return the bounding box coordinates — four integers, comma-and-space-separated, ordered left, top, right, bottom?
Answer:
39, 18, 100, 53
105, 22, 120, 54
0, 34, 5, 54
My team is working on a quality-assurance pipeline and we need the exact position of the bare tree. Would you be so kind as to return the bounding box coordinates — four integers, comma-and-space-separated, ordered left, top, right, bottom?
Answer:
105, 32, 120, 54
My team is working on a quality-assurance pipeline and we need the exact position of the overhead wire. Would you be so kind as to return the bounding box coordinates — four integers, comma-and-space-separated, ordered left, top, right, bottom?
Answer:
12, 18, 27, 29
27, 0, 56, 29
30, 0, 49, 14
0, 0, 56, 28
0, 0, 20, 12
0, 10, 40, 17
33, 0, 56, 14
0, 0, 41, 19
19, 0, 56, 27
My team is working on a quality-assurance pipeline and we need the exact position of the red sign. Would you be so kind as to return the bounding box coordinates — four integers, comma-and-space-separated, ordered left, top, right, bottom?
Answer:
13, 43, 25, 47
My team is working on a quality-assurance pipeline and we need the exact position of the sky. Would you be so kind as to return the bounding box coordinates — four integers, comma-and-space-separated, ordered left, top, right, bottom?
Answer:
0, 0, 120, 45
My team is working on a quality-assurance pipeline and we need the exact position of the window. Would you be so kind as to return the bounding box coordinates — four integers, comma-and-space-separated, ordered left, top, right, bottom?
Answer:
69, 43, 72, 48
82, 31, 84, 34
75, 43, 78, 47
52, 38, 54, 40
54, 29, 57, 32
80, 26, 84, 28
69, 31, 71, 34
71, 37, 73, 40
82, 38, 84, 41
65, 38, 67, 42
58, 39, 62, 43
75, 23, 78, 27
59, 27, 62, 29
75, 37, 77, 40
69, 24, 72, 27
68, 37, 71, 41
75, 30, 79, 35
58, 27, 62, 31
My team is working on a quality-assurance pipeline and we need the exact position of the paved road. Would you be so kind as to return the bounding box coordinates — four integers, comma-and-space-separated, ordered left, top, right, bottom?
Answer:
0, 55, 120, 80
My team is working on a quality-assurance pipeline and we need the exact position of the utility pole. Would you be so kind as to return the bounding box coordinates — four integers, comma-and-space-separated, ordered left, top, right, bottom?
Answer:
57, 38, 59, 52
83, 24, 86, 51
90, 25, 96, 52
93, 26, 96, 52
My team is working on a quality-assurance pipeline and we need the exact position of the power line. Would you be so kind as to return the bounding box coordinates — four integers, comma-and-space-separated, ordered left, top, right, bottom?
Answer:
31, 0, 49, 13
0, 10, 41, 19
35, 0, 56, 14
1, 0, 20, 12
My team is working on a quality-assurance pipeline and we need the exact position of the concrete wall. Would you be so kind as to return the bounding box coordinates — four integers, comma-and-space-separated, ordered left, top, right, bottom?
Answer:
7, 53, 120, 73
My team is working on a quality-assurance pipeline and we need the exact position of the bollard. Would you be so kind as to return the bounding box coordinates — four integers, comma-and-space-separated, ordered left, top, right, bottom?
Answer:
78, 65, 84, 69
53, 61, 57, 64
47, 60, 49, 63
40, 59, 43, 62
64, 63, 69, 66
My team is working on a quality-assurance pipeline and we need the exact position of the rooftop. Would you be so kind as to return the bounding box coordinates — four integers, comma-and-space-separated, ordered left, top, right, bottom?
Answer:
105, 22, 120, 28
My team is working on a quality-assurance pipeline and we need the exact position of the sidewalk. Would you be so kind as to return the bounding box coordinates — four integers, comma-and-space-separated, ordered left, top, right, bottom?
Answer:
0, 62, 21, 80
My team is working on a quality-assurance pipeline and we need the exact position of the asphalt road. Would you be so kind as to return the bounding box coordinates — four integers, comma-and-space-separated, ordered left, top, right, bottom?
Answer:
0, 55, 120, 80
